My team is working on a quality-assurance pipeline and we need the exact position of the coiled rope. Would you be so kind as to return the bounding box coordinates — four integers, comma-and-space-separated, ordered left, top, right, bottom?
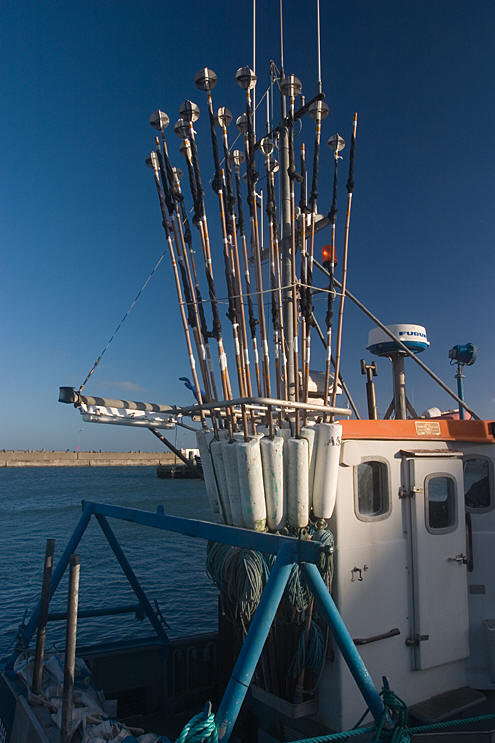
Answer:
174, 703, 218, 743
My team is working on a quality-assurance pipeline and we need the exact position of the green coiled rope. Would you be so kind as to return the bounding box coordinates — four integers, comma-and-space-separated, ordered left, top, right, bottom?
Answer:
175, 704, 218, 743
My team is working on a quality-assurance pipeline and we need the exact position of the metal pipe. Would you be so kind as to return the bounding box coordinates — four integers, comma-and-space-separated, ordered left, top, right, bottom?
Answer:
32, 538, 55, 695
177, 396, 351, 417
312, 262, 481, 420
95, 514, 170, 646
391, 354, 407, 420
88, 501, 325, 562
216, 544, 294, 741
47, 604, 141, 621
60, 554, 80, 743
59, 387, 173, 413
301, 562, 385, 725
148, 427, 198, 469
456, 365, 466, 420
361, 360, 378, 419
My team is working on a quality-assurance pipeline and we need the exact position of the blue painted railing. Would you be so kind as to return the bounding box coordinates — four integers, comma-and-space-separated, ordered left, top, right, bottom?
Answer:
10, 499, 386, 741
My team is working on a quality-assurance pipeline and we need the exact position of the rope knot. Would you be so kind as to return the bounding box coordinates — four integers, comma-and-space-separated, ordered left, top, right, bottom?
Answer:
175, 702, 218, 743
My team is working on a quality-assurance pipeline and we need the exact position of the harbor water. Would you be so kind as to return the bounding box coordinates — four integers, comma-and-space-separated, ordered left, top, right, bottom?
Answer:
0, 467, 218, 656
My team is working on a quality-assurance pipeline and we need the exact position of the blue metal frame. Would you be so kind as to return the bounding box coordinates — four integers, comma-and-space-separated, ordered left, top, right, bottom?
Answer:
10, 499, 385, 741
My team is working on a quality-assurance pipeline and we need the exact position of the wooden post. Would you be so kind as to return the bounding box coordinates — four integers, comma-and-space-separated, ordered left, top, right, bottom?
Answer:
60, 554, 80, 743
32, 538, 55, 695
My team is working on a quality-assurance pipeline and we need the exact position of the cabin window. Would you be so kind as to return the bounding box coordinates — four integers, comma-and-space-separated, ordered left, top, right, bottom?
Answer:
464, 457, 492, 511
355, 460, 390, 521
426, 475, 456, 532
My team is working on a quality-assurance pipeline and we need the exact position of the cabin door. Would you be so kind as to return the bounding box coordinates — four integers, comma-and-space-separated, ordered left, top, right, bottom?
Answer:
405, 453, 469, 670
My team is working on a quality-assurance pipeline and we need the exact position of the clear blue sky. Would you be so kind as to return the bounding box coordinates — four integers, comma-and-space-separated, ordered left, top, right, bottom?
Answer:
2, 0, 494, 452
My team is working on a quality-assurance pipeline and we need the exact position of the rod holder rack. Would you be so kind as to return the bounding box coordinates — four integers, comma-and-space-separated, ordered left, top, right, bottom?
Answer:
175, 395, 352, 419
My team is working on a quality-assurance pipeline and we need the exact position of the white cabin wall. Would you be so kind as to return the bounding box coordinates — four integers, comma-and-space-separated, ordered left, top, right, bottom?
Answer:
462, 442, 495, 689
317, 438, 469, 731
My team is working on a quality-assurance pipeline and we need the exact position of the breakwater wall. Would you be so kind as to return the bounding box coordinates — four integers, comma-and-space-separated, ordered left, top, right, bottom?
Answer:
0, 451, 176, 467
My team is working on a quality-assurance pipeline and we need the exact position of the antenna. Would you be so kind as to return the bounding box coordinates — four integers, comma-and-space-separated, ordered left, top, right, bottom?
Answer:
253, 0, 256, 137
316, 0, 322, 93
279, 0, 285, 72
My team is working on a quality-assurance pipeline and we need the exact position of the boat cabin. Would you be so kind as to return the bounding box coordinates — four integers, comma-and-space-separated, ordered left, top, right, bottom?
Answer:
320, 418, 495, 730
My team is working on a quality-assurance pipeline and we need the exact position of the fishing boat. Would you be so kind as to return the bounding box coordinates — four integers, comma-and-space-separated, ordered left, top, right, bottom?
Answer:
2, 3, 495, 742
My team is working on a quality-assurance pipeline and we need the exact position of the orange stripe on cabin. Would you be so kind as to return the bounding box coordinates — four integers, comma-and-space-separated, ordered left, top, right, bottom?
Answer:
338, 419, 495, 443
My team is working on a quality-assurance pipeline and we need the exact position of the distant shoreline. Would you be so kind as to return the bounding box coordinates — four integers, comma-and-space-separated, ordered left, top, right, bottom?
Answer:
0, 451, 176, 467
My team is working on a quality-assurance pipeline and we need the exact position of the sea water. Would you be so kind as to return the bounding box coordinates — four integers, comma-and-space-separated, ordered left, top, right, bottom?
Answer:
0, 467, 218, 656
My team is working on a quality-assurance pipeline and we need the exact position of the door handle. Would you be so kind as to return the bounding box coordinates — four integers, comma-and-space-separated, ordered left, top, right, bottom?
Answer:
447, 553, 467, 564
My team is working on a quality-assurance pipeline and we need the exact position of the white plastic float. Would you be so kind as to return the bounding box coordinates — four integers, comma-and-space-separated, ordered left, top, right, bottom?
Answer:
236, 435, 266, 531
221, 437, 244, 527
197, 422, 342, 529
287, 436, 309, 527
312, 422, 343, 519
260, 435, 285, 531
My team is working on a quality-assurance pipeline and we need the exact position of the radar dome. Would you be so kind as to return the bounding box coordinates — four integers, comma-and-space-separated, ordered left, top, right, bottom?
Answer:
367, 324, 429, 357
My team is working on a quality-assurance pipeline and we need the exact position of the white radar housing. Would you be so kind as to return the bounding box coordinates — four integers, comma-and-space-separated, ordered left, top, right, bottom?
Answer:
367, 324, 430, 357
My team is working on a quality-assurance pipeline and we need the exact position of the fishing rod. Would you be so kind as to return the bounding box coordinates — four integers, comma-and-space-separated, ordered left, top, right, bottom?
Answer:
149, 112, 214, 406
280, 73, 303, 436
175, 111, 234, 412
322, 132, 345, 410
330, 114, 357, 418
216, 106, 254, 402
310, 309, 361, 419
261, 136, 284, 409
306, 98, 330, 415
236, 66, 273, 435
166, 159, 218, 405
194, 69, 249, 438
232, 146, 263, 398
299, 142, 311, 412
146, 150, 206, 427
298, 142, 310, 423
173, 167, 219, 401
268, 159, 289, 402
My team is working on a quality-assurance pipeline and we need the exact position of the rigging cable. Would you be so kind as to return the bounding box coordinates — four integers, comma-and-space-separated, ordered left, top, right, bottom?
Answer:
78, 251, 166, 393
